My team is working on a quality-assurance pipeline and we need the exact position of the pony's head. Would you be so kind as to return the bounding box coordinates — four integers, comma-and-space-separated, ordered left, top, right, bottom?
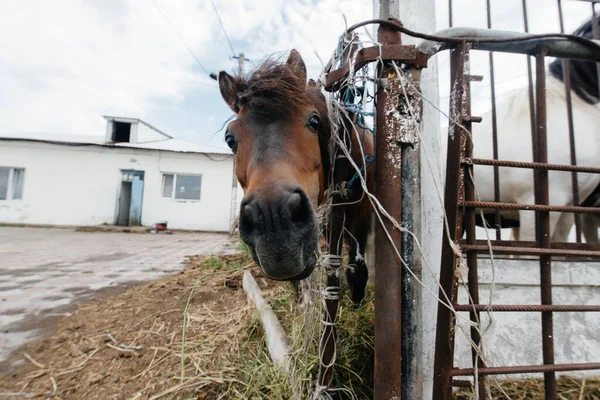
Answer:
218, 50, 330, 280
549, 14, 600, 104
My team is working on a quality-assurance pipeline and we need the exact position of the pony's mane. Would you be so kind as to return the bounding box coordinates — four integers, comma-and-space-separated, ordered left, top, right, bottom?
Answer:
234, 58, 315, 117
549, 15, 600, 104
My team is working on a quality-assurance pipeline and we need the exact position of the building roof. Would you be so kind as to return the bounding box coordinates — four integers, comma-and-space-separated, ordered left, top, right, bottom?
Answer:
103, 115, 173, 139
0, 131, 232, 155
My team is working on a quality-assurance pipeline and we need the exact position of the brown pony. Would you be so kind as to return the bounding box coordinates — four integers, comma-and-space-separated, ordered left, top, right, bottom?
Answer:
218, 50, 375, 303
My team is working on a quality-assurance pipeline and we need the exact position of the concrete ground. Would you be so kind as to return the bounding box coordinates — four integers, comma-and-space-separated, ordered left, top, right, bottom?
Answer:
0, 227, 239, 363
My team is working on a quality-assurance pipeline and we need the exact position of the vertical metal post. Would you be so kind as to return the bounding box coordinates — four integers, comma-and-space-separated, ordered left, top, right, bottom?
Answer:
522, 0, 538, 214
374, 21, 403, 400
557, 0, 582, 242
433, 42, 467, 400
399, 66, 423, 400
462, 47, 487, 400
534, 51, 557, 400
486, 0, 502, 240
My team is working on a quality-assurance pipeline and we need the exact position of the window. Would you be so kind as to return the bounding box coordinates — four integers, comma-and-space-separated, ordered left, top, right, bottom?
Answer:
162, 173, 201, 200
0, 167, 25, 200
111, 121, 131, 143
162, 174, 174, 197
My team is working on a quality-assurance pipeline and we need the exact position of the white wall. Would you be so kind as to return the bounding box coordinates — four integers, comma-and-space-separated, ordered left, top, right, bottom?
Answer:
454, 258, 600, 379
0, 141, 236, 231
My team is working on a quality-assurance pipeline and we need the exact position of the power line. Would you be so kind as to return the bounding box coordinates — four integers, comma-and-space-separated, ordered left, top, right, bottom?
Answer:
210, 0, 236, 56
151, 0, 211, 76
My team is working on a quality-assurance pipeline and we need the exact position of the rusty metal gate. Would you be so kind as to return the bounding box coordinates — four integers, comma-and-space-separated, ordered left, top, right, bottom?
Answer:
431, 1, 600, 399
318, 1, 600, 397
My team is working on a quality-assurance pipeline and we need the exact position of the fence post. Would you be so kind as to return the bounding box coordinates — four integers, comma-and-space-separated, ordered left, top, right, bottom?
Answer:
374, 0, 441, 399
374, 21, 404, 400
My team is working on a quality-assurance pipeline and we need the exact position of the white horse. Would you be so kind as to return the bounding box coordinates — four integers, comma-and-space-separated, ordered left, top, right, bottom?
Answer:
472, 15, 600, 243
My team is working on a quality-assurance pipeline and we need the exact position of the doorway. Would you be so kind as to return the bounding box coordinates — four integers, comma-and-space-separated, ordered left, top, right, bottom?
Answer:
117, 170, 145, 226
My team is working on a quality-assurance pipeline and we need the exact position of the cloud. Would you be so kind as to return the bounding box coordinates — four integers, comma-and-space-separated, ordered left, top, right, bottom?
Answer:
0, 0, 595, 147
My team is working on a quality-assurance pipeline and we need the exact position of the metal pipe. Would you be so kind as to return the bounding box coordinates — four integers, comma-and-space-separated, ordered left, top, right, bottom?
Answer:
466, 158, 600, 174
461, 244, 600, 257
432, 42, 468, 400
451, 362, 600, 376
400, 87, 423, 400
522, 0, 539, 238
557, 0, 583, 242
417, 28, 600, 61
486, 0, 502, 240
453, 304, 600, 312
535, 51, 557, 399
461, 46, 487, 400
374, 21, 403, 400
459, 201, 600, 214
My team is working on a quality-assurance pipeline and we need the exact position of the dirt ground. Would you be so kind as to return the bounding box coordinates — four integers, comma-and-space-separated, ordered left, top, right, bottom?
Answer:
0, 252, 282, 399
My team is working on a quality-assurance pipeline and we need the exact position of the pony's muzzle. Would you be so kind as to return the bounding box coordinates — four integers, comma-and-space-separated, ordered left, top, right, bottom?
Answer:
239, 184, 319, 280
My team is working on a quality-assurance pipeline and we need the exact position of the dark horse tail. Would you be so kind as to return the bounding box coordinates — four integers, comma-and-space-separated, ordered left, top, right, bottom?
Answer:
548, 14, 600, 104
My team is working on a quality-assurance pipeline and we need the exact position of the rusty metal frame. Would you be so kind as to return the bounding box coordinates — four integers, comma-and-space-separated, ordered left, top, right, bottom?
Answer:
432, 1, 600, 399
320, 18, 429, 399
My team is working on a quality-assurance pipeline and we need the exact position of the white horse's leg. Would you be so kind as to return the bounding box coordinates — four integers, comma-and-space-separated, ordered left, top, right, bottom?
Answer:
582, 214, 600, 243
518, 207, 537, 242
517, 204, 565, 242
552, 212, 574, 243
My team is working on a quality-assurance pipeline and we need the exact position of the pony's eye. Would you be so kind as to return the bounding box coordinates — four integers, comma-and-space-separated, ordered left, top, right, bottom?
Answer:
225, 133, 237, 152
307, 114, 320, 133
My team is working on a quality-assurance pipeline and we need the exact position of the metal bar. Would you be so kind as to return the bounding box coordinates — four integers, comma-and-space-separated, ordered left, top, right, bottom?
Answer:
459, 239, 600, 251
522, 0, 539, 237
465, 158, 600, 174
461, 244, 600, 257
323, 44, 428, 90
460, 201, 600, 214
486, 0, 502, 241
454, 304, 600, 312
416, 28, 600, 61
557, 0, 583, 242
462, 45, 487, 400
400, 82, 423, 400
593, 4, 600, 122
374, 21, 403, 400
433, 42, 467, 400
535, 51, 557, 400
451, 380, 473, 388
451, 362, 600, 377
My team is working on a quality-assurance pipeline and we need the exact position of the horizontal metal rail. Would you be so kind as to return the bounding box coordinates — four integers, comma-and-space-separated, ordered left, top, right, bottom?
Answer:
460, 201, 600, 214
461, 244, 600, 257
450, 362, 600, 377
464, 158, 600, 174
451, 380, 474, 388
417, 27, 600, 60
458, 239, 600, 251
453, 304, 600, 312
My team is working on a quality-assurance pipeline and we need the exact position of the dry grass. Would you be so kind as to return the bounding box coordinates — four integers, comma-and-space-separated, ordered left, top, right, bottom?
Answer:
0, 250, 288, 399
1, 246, 598, 399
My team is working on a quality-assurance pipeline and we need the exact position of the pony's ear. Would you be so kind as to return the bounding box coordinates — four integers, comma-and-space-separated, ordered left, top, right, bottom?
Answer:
218, 71, 240, 113
286, 49, 307, 86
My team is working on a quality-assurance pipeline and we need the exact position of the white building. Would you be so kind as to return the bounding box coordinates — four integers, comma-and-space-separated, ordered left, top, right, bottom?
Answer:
0, 116, 241, 232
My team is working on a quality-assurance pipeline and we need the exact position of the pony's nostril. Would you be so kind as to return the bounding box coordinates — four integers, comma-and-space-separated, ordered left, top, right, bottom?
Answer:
287, 193, 302, 213
287, 190, 311, 225
239, 203, 262, 240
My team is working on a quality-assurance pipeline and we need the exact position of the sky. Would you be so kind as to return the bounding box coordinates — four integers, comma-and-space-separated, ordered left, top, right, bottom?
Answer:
0, 0, 595, 149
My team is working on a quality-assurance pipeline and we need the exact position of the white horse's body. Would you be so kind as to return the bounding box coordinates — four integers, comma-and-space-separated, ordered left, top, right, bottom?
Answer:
472, 75, 600, 242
